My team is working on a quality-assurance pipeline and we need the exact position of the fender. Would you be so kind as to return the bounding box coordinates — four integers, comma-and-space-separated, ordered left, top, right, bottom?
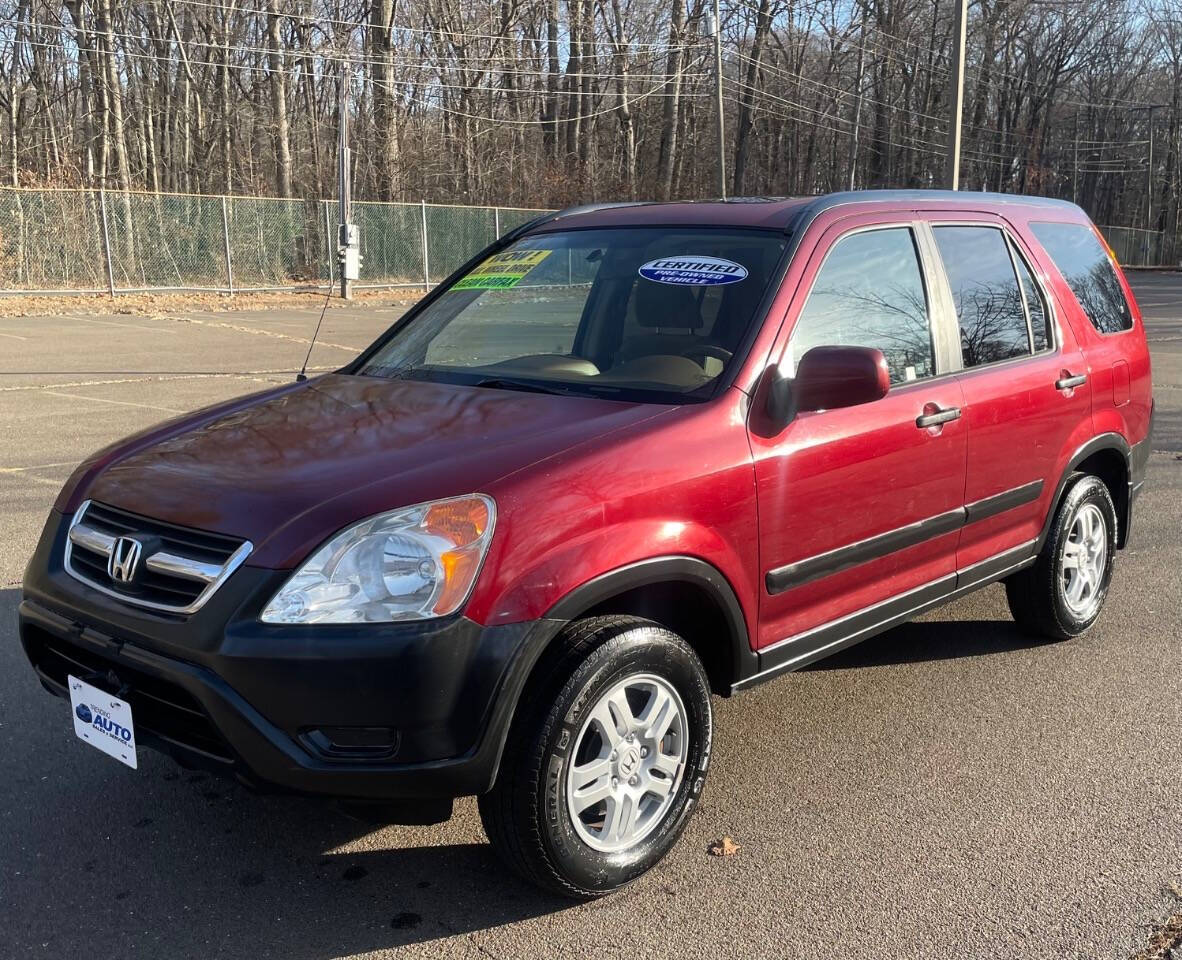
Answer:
544, 555, 757, 685
1036, 432, 1132, 551
477, 555, 757, 790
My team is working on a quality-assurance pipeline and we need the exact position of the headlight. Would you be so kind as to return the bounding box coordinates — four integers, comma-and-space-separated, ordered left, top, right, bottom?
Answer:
260, 495, 495, 624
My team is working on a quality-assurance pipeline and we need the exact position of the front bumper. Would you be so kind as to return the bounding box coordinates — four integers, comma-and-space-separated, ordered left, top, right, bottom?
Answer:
19, 510, 560, 801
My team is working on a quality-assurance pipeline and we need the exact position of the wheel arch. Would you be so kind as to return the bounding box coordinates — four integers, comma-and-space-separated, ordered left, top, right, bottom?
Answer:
540, 557, 757, 697
1039, 433, 1132, 550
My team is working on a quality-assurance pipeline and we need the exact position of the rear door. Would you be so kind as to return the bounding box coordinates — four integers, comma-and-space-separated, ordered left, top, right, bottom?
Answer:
1027, 220, 1154, 453
924, 215, 1093, 574
749, 214, 967, 658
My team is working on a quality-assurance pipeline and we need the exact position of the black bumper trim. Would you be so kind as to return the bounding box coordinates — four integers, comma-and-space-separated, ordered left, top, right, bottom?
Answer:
18, 510, 568, 801
20, 597, 555, 800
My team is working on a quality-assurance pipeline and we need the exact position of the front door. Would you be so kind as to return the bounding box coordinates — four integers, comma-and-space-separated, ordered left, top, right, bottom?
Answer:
749, 216, 968, 666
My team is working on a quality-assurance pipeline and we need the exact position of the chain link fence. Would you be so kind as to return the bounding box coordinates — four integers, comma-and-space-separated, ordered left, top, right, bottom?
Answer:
1099, 225, 1171, 268
0, 187, 552, 295
3, 189, 1173, 296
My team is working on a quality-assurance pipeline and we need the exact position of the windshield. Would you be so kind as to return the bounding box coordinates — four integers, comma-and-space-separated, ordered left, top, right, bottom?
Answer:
356, 227, 788, 402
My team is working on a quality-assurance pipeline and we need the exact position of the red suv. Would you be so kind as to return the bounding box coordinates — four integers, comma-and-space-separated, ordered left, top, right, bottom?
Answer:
19, 191, 1152, 898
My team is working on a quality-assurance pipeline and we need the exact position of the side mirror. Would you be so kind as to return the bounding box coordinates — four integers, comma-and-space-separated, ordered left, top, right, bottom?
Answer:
765, 345, 890, 428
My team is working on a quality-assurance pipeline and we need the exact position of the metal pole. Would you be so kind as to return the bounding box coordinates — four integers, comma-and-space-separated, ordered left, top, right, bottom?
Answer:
1147, 104, 1157, 234
849, 8, 867, 192
338, 66, 352, 300
945, 0, 968, 190
494, 206, 500, 239
98, 188, 116, 298
421, 200, 430, 290
220, 195, 234, 296
711, 0, 726, 199
324, 200, 333, 285
1072, 110, 1079, 205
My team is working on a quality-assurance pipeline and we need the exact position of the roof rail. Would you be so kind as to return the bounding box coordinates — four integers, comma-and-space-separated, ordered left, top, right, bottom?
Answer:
545, 201, 651, 222
496, 202, 650, 244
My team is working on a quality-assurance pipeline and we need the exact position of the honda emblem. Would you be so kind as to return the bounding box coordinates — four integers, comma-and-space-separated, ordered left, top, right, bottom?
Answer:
108, 536, 143, 584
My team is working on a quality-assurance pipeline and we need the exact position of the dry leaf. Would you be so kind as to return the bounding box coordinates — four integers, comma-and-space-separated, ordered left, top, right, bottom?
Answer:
707, 836, 740, 857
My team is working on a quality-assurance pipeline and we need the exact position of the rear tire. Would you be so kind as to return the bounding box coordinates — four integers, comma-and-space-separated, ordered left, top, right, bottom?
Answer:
1005, 473, 1117, 640
478, 615, 713, 899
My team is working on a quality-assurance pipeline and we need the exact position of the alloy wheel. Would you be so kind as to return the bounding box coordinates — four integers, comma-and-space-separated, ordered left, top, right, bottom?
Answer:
565, 673, 688, 853
1061, 502, 1107, 619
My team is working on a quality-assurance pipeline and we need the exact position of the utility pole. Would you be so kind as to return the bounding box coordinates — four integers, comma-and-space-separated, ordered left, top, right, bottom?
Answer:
1147, 103, 1158, 233
337, 64, 360, 299
1127, 104, 1166, 253
945, 0, 968, 190
709, 0, 726, 199
1072, 110, 1079, 204
849, 4, 867, 192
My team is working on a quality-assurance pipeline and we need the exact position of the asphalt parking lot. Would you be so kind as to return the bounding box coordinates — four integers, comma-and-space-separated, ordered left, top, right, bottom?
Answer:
1, 276, 1180, 960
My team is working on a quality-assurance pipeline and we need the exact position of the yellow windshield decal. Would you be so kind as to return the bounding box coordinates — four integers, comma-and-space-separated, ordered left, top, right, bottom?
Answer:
453, 249, 553, 290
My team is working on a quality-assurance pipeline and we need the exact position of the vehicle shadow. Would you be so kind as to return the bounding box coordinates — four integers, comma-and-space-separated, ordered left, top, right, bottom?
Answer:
0, 589, 574, 959
804, 616, 1051, 670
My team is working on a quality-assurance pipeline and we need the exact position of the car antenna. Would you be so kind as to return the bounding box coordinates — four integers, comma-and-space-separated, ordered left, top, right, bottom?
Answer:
297, 259, 335, 382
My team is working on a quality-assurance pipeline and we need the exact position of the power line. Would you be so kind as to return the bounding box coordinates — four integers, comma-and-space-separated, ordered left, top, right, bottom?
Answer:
165, 0, 695, 51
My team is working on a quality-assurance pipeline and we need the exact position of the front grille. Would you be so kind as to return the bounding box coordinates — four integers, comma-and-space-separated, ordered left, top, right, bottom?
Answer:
64, 500, 252, 615
25, 625, 235, 763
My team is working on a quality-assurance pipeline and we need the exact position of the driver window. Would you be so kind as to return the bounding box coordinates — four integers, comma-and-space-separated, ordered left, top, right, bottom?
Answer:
790, 227, 936, 384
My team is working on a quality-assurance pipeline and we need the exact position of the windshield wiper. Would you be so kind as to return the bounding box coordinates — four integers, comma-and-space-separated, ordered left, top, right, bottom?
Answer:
473, 376, 575, 396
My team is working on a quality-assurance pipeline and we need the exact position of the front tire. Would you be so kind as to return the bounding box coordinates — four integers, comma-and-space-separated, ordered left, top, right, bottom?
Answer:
1005, 473, 1118, 640
479, 616, 713, 899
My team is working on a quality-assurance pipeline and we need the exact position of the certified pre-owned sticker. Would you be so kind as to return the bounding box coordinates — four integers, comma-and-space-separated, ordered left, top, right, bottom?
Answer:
638, 256, 748, 286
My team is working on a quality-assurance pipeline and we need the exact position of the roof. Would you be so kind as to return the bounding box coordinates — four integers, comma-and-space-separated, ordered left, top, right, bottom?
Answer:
523, 189, 1085, 235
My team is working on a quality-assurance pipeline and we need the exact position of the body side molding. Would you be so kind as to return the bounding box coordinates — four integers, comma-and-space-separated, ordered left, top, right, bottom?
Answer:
736, 540, 1038, 692
765, 479, 1044, 596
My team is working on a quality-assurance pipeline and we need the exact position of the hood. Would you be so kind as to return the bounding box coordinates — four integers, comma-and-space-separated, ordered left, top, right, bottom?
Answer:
80, 374, 666, 568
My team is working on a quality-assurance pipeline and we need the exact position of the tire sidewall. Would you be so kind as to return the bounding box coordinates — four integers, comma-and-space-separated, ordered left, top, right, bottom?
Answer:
1049, 475, 1118, 634
538, 626, 712, 894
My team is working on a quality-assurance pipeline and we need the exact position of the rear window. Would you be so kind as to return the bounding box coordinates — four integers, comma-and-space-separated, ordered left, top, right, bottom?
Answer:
1030, 222, 1133, 334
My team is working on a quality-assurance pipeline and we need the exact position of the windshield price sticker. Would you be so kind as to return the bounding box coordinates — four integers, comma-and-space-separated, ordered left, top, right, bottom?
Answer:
638, 256, 748, 286
454, 249, 553, 290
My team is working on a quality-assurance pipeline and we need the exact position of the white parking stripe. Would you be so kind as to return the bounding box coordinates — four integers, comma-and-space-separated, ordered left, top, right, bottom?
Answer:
1, 471, 65, 487
0, 461, 76, 474
70, 316, 179, 334
0, 366, 335, 392
43, 390, 185, 414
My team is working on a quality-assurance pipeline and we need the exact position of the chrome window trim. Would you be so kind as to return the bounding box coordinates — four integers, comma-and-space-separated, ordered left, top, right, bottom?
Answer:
63, 500, 253, 615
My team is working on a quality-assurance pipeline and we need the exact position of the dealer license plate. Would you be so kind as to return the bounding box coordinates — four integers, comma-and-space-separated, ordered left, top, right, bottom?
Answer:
68, 674, 138, 769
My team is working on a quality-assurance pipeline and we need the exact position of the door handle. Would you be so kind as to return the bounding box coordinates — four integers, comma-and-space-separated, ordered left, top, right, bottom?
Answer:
1056, 373, 1087, 390
915, 406, 961, 428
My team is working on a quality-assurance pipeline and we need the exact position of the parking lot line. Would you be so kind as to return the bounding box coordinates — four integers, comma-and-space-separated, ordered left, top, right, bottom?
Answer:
72, 316, 178, 334
42, 390, 185, 414
0, 461, 77, 474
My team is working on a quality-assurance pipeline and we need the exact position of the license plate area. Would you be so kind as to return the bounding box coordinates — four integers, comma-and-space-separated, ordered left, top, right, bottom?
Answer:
69, 674, 138, 769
